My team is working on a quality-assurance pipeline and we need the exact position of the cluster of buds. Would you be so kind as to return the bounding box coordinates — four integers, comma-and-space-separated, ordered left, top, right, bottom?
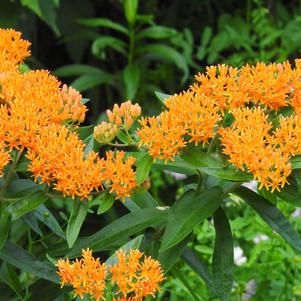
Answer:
107, 100, 141, 130
94, 100, 141, 144
60, 84, 87, 123
94, 121, 119, 144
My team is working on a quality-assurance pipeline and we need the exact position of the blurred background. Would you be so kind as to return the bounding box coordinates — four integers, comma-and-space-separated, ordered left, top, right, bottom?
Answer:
2, 0, 301, 300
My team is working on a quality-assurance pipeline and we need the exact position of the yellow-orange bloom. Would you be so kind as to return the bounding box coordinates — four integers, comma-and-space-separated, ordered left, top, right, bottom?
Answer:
219, 107, 292, 191
138, 90, 220, 161
56, 249, 164, 301
104, 151, 137, 200
27, 125, 106, 199
0, 28, 30, 72
56, 248, 106, 301
110, 249, 164, 300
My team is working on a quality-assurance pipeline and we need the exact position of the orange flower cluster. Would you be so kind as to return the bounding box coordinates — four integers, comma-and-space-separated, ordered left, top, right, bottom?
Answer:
138, 60, 301, 191
56, 248, 164, 301
138, 91, 220, 161
0, 28, 30, 72
56, 248, 106, 301
218, 108, 291, 191
0, 28, 137, 199
110, 249, 164, 300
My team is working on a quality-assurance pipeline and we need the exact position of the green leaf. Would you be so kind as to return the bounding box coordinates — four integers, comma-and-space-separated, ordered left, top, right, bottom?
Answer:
201, 26, 212, 46
159, 236, 190, 271
136, 153, 153, 184
123, 64, 141, 99
22, 212, 43, 237
212, 208, 234, 301
6, 192, 47, 221
0, 263, 22, 296
0, 211, 10, 250
116, 130, 131, 144
181, 145, 221, 168
34, 205, 66, 240
71, 74, 114, 92
234, 187, 301, 252
66, 208, 168, 258
136, 44, 189, 82
84, 135, 94, 158
153, 156, 197, 175
160, 187, 223, 251
137, 25, 177, 39
54, 64, 109, 77
6, 179, 40, 198
182, 247, 217, 295
105, 235, 144, 266
21, 0, 60, 36
78, 18, 129, 35
67, 200, 89, 248
0, 241, 59, 283
198, 167, 253, 181
275, 184, 301, 207
92, 36, 127, 58
96, 192, 115, 215
124, 0, 139, 24
154, 91, 171, 104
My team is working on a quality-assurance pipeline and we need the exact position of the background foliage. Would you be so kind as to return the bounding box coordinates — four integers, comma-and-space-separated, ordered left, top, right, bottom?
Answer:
2, 0, 301, 300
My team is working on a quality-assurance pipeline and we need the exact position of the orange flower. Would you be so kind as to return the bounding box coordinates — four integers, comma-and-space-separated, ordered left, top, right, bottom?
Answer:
138, 90, 220, 161
27, 125, 106, 199
104, 151, 137, 200
56, 249, 164, 301
0, 28, 31, 72
138, 112, 187, 161
110, 249, 164, 300
219, 107, 292, 191
56, 248, 106, 301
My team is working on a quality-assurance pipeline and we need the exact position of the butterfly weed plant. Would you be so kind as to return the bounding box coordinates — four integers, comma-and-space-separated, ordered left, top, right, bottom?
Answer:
1, 28, 301, 301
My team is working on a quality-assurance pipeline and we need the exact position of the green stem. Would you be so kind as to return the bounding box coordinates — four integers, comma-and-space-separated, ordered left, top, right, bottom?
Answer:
172, 266, 203, 301
196, 169, 204, 193
128, 24, 135, 65
207, 134, 219, 154
0, 151, 22, 212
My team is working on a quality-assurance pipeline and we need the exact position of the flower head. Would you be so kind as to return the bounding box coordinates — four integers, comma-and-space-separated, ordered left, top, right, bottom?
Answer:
110, 249, 164, 300
0, 28, 31, 72
56, 248, 106, 301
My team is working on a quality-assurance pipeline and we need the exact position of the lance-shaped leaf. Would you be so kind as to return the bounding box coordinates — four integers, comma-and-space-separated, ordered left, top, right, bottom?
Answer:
160, 187, 223, 251
234, 187, 301, 252
66, 200, 89, 248
0, 241, 59, 283
182, 247, 217, 295
212, 208, 234, 301
0, 211, 10, 250
105, 235, 144, 266
66, 208, 168, 258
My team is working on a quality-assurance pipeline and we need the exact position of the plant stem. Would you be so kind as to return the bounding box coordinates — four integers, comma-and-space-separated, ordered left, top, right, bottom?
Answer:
207, 134, 219, 154
128, 24, 135, 65
172, 266, 203, 301
0, 151, 22, 212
